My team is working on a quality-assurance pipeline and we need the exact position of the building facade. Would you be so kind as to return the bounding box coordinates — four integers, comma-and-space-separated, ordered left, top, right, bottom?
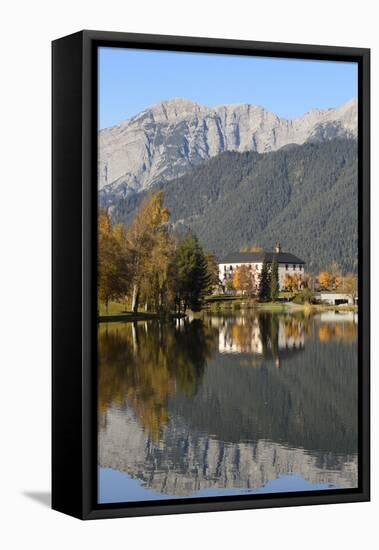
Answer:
315, 292, 358, 306
218, 244, 305, 292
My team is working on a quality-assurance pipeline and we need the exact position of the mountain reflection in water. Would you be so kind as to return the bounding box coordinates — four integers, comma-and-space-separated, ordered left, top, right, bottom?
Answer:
98, 311, 358, 503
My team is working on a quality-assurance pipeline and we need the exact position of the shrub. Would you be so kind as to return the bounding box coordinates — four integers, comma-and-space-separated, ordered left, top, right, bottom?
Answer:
293, 288, 313, 304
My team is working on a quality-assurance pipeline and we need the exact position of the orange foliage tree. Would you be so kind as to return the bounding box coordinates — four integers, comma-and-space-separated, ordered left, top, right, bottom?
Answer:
283, 273, 302, 292
318, 271, 332, 290
232, 265, 256, 295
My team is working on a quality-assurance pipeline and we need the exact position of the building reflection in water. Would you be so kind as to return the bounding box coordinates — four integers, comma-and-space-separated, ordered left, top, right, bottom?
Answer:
217, 313, 305, 368
98, 310, 358, 502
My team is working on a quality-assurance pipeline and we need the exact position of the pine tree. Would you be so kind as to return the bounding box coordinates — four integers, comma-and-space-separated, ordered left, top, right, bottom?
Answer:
270, 258, 279, 302
259, 258, 271, 302
174, 232, 211, 313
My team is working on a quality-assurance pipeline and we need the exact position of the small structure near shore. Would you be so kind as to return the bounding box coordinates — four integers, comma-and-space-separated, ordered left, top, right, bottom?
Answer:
315, 292, 358, 306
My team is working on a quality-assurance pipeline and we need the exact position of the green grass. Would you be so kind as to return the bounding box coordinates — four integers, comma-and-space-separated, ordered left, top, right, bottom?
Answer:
98, 301, 186, 323
204, 297, 358, 314
98, 311, 163, 323
279, 291, 295, 299
98, 301, 130, 316
204, 294, 241, 303
98, 299, 357, 323
205, 298, 287, 312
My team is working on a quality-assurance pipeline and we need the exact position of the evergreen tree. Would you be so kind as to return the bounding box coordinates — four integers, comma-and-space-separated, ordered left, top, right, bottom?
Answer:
205, 252, 220, 292
110, 139, 358, 274
175, 232, 210, 313
270, 258, 279, 302
259, 258, 271, 302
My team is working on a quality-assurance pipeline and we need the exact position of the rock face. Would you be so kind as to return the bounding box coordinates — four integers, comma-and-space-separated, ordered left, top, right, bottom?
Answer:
98, 97, 357, 198
99, 407, 358, 498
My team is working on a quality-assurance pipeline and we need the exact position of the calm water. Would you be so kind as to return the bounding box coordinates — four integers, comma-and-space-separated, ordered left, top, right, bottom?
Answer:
97, 310, 358, 503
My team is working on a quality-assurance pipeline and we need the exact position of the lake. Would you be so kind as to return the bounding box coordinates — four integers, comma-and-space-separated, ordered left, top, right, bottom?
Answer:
97, 310, 358, 504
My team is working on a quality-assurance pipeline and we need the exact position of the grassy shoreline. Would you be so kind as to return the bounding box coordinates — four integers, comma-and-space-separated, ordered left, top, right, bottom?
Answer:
98, 300, 357, 323
98, 312, 186, 323
201, 302, 357, 315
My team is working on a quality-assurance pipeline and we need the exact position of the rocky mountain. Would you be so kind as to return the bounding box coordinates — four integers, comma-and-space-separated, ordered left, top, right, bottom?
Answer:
99, 408, 357, 498
98, 97, 357, 201
99, 331, 358, 498
106, 138, 358, 273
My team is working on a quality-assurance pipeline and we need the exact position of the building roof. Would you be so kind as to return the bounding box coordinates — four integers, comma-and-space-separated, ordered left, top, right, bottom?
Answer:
219, 251, 305, 265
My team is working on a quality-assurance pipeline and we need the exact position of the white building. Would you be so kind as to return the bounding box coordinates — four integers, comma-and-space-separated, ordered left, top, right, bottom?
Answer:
218, 243, 305, 292
218, 316, 305, 366
315, 292, 357, 306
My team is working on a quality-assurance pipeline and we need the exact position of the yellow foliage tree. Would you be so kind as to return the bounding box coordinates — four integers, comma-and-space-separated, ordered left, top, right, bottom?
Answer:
343, 273, 358, 301
232, 265, 255, 295
249, 244, 264, 252
283, 273, 302, 292
98, 210, 130, 312
126, 191, 170, 312
239, 244, 263, 253
318, 271, 332, 290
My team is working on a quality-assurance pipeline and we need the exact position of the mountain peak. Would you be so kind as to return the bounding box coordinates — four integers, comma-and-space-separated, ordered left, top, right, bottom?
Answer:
99, 97, 357, 192
148, 97, 205, 118
156, 97, 201, 108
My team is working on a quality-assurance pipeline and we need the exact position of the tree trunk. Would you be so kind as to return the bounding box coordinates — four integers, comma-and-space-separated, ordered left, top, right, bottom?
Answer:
131, 284, 139, 313
158, 291, 163, 314
131, 322, 139, 355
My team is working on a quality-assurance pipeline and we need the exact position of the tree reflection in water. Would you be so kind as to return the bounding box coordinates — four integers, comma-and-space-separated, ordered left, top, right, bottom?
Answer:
98, 311, 358, 499
99, 311, 357, 440
98, 319, 217, 440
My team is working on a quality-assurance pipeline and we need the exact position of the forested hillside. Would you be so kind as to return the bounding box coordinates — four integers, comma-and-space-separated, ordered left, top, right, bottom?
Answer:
105, 139, 358, 273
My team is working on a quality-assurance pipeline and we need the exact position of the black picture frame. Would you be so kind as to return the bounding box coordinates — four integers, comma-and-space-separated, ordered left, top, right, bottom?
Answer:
52, 30, 370, 520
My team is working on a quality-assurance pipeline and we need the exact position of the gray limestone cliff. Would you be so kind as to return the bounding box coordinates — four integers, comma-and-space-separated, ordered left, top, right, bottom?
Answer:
98, 97, 357, 200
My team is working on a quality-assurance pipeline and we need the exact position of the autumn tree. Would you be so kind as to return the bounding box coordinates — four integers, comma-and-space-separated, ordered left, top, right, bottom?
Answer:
283, 273, 302, 292
318, 271, 332, 290
249, 244, 264, 252
138, 219, 175, 313
225, 277, 235, 293
303, 273, 315, 292
98, 191, 227, 316
283, 273, 294, 292
126, 191, 170, 312
239, 244, 263, 253
335, 275, 344, 289
344, 273, 358, 301
232, 265, 255, 296
329, 261, 341, 288
98, 210, 130, 313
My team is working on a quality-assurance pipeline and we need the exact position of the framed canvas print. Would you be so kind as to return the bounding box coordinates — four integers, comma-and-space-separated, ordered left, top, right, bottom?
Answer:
52, 30, 370, 519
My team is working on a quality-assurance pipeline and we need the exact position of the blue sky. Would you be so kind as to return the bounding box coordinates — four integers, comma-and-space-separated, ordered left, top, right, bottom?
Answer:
98, 47, 358, 130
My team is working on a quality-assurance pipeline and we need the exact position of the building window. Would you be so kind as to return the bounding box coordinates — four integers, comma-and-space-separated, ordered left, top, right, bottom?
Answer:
224, 265, 226, 271
293, 264, 296, 270
256, 264, 259, 270
230, 265, 233, 271
299, 265, 303, 271
249, 264, 252, 270
285, 264, 288, 270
